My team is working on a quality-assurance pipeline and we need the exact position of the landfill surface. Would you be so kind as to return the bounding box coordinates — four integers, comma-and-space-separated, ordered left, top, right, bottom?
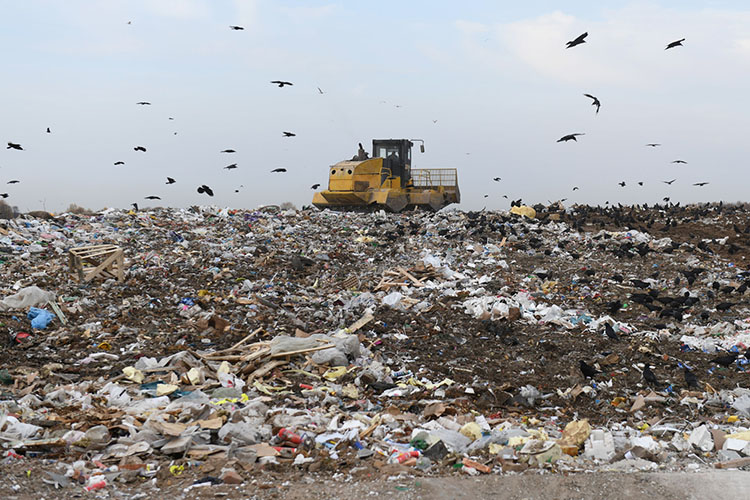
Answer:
1, 203, 750, 498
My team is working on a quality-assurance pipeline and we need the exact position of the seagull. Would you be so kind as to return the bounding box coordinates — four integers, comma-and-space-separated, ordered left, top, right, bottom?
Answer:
134, 146, 146, 152
166, 177, 176, 184
224, 163, 238, 170
663, 179, 677, 185
618, 181, 626, 187
144, 196, 161, 200
197, 185, 214, 196
665, 38, 685, 50
693, 182, 709, 186
493, 177, 501, 182
46, 127, 51, 133
220, 149, 236, 153
136, 101, 151, 105
566, 32, 588, 49
6, 142, 23, 150
7, 180, 20, 184
583, 93, 601, 114
282, 131, 296, 137
271, 80, 293, 87
271, 168, 287, 173
114, 161, 125, 166
229, 25, 244, 30
317, 87, 325, 94
557, 133, 585, 142
646, 143, 661, 147
672, 160, 687, 164
311, 183, 321, 189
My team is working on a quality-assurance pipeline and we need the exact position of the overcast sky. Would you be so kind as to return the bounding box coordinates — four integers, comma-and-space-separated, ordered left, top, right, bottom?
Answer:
1, 0, 750, 213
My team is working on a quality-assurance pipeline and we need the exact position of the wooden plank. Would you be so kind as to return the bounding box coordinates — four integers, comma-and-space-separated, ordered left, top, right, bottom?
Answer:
83, 251, 119, 282
269, 343, 336, 358
229, 327, 263, 351
715, 457, 750, 469
398, 267, 425, 287
247, 360, 287, 380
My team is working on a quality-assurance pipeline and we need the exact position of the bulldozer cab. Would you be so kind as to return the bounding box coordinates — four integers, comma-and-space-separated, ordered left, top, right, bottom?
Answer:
373, 139, 412, 185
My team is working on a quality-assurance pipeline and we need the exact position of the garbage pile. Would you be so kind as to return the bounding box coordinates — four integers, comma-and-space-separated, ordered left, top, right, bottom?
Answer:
1, 203, 750, 494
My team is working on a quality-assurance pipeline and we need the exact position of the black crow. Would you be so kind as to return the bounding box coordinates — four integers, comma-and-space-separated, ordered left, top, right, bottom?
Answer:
604, 323, 620, 341
711, 352, 738, 366
134, 146, 146, 152
580, 360, 599, 378
114, 161, 125, 165
311, 183, 321, 189
693, 182, 709, 187
557, 133, 585, 142
166, 177, 176, 184
684, 368, 699, 388
144, 196, 160, 200
271, 80, 293, 87
6, 142, 23, 150
136, 101, 151, 105
271, 168, 287, 173
643, 366, 658, 385
197, 185, 214, 196
282, 131, 296, 137
220, 149, 236, 153
229, 25, 244, 30
566, 32, 588, 48
665, 38, 685, 50
224, 164, 238, 170
583, 93, 600, 113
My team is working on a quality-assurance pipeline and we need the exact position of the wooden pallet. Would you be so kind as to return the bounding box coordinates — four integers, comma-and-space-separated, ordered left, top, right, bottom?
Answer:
68, 244, 124, 282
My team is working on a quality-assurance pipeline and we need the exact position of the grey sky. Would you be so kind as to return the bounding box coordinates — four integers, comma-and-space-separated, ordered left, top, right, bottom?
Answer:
1, 0, 750, 212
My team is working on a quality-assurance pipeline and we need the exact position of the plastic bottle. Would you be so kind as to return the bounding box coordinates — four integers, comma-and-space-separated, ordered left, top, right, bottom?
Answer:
278, 428, 303, 445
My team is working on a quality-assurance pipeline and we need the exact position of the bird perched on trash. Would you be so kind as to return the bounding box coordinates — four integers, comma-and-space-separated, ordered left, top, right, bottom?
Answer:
604, 323, 620, 341
166, 177, 176, 184
566, 32, 588, 48
114, 161, 125, 166
271, 168, 287, 173
271, 80, 293, 87
684, 367, 699, 389
310, 183, 320, 189
6, 142, 23, 150
224, 163, 238, 170
716, 302, 734, 312
131, 203, 138, 211
643, 365, 658, 385
134, 146, 146, 152
144, 195, 161, 200
220, 149, 235, 153
197, 185, 214, 196
711, 352, 738, 366
665, 38, 685, 50
229, 25, 244, 30
558, 133, 585, 142
7, 180, 20, 184
282, 131, 296, 137
579, 360, 600, 378
583, 93, 601, 114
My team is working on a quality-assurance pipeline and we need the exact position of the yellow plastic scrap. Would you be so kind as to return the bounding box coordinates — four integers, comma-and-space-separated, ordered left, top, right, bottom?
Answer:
122, 367, 145, 384
98, 341, 111, 351
558, 419, 591, 447
169, 465, 184, 476
197, 289, 212, 297
726, 430, 750, 440
727, 415, 739, 423
488, 443, 505, 455
355, 235, 376, 243
611, 397, 626, 407
510, 205, 536, 219
638, 422, 650, 432
508, 436, 531, 447
212, 393, 250, 405
460, 422, 483, 441
424, 378, 455, 390
323, 367, 348, 381
341, 384, 359, 399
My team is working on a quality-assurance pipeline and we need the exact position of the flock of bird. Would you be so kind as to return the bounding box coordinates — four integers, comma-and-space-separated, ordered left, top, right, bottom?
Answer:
0, 24, 329, 210
487, 32, 709, 202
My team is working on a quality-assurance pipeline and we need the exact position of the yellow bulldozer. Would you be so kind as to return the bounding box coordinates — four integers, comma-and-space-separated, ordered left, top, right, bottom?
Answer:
312, 139, 460, 212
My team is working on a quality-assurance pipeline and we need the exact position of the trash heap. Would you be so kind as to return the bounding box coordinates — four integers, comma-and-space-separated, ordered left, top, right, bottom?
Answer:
1, 204, 750, 493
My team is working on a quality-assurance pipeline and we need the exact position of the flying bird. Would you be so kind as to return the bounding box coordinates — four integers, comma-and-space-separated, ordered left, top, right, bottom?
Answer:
229, 25, 244, 30
618, 181, 626, 187
282, 131, 296, 137
271, 168, 287, 173
0, 193, 8, 198
114, 161, 125, 166
317, 87, 325, 94
131, 203, 138, 211
663, 197, 670, 203
271, 80, 293, 87
144, 196, 161, 200
693, 182, 709, 186
197, 185, 214, 196
557, 133, 585, 142
672, 160, 687, 164
224, 163, 238, 170
166, 177, 176, 184
483, 194, 489, 198
46, 127, 51, 133
646, 143, 661, 147
7, 180, 20, 184
493, 177, 501, 182
638, 181, 644, 186
573, 186, 579, 191
663, 179, 676, 185
583, 93, 601, 114
136, 101, 151, 105
134, 146, 146, 152
566, 32, 588, 48
311, 183, 321, 189
220, 149, 236, 153
665, 38, 685, 50
6, 142, 23, 150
